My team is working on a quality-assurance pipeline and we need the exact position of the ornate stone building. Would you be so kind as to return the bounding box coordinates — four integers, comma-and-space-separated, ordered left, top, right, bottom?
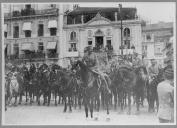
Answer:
61, 6, 143, 66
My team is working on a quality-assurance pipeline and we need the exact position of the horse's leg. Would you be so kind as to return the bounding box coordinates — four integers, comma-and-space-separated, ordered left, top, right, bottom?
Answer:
29, 85, 33, 105
63, 96, 67, 112
5, 94, 7, 111
127, 91, 131, 115
14, 94, 18, 106
94, 94, 100, 120
74, 94, 77, 109
37, 89, 41, 105
83, 97, 89, 119
8, 89, 12, 106
90, 98, 93, 118
155, 91, 159, 112
43, 90, 46, 106
94, 97, 97, 109
113, 90, 117, 110
124, 92, 127, 108
135, 92, 140, 115
19, 90, 23, 105
25, 85, 27, 103
101, 91, 105, 109
78, 93, 82, 109
69, 96, 72, 112
106, 93, 110, 121
54, 89, 57, 106
119, 90, 124, 112
48, 88, 51, 106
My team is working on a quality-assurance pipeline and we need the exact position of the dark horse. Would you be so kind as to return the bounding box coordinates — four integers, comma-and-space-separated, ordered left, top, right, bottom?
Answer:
72, 60, 111, 120
111, 65, 147, 114
147, 68, 164, 113
56, 69, 79, 112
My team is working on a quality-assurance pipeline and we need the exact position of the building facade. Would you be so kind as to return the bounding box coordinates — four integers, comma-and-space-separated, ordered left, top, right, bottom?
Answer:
4, 4, 71, 65
4, 4, 143, 67
142, 22, 173, 66
61, 6, 143, 67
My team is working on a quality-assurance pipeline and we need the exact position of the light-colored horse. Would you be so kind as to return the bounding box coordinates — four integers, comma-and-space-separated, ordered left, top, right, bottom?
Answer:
7, 72, 20, 106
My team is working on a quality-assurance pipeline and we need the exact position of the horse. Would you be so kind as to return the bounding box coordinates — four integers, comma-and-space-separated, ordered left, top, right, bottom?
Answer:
111, 65, 148, 114
39, 68, 51, 106
147, 68, 164, 113
133, 66, 148, 113
21, 66, 31, 104
56, 69, 79, 112
7, 72, 20, 106
72, 60, 111, 120
48, 69, 60, 106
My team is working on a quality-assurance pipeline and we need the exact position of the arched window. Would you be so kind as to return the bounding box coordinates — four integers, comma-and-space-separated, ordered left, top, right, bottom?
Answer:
70, 31, 76, 41
124, 28, 130, 37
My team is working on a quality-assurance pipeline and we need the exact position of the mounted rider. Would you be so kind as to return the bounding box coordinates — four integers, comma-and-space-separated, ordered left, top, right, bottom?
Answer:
148, 59, 160, 82
49, 64, 58, 83
82, 46, 111, 93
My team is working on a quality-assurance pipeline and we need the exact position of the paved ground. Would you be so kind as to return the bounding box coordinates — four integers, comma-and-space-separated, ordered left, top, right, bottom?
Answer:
4, 98, 160, 125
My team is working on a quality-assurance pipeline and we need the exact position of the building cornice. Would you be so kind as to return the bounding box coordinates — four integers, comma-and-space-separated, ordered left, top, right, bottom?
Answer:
63, 19, 141, 29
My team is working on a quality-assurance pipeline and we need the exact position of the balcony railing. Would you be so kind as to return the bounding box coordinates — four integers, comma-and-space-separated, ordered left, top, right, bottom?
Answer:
47, 53, 58, 58
4, 8, 58, 19
19, 52, 45, 59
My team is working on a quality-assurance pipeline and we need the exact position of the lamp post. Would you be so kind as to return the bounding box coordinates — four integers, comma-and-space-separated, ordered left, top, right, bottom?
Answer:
119, 4, 123, 55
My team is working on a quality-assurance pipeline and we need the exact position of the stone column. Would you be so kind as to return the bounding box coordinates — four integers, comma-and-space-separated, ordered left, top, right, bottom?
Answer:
93, 36, 96, 47
115, 12, 118, 21
81, 15, 84, 24
103, 36, 106, 47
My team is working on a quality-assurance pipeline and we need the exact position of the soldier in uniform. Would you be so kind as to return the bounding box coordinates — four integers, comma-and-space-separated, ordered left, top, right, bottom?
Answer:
132, 53, 142, 68
82, 46, 97, 69
148, 59, 159, 82
82, 46, 111, 93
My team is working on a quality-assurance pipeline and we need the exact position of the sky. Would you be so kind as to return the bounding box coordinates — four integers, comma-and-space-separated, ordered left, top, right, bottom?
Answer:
3, 2, 176, 24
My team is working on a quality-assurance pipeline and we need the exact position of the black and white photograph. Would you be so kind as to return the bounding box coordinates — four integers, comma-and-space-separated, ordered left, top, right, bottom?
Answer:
1, 2, 176, 125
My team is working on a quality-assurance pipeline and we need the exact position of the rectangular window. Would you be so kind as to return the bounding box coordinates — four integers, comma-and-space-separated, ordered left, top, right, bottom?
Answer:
25, 5, 31, 9
69, 43, 77, 52
25, 30, 31, 37
4, 32, 7, 38
38, 24, 44, 37
146, 34, 151, 41
155, 44, 163, 56
88, 41, 92, 45
13, 44, 19, 58
106, 40, 113, 50
50, 28, 57, 36
13, 26, 19, 38
38, 42, 44, 51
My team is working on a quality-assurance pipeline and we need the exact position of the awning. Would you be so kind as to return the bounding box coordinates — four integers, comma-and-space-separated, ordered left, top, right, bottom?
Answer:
46, 42, 57, 49
22, 22, 32, 31
48, 20, 57, 28
21, 43, 33, 51
4, 24, 7, 32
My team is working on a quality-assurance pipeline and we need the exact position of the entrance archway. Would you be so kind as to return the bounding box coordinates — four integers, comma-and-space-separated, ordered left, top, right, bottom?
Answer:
95, 29, 104, 50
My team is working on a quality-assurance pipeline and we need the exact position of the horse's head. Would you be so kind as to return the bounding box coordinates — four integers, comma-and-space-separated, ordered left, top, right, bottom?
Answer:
135, 66, 148, 81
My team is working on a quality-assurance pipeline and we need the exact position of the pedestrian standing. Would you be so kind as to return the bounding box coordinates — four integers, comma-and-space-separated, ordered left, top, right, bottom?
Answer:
157, 66, 174, 123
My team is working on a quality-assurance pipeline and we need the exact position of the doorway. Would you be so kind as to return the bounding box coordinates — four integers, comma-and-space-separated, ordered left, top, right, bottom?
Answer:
95, 36, 103, 50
